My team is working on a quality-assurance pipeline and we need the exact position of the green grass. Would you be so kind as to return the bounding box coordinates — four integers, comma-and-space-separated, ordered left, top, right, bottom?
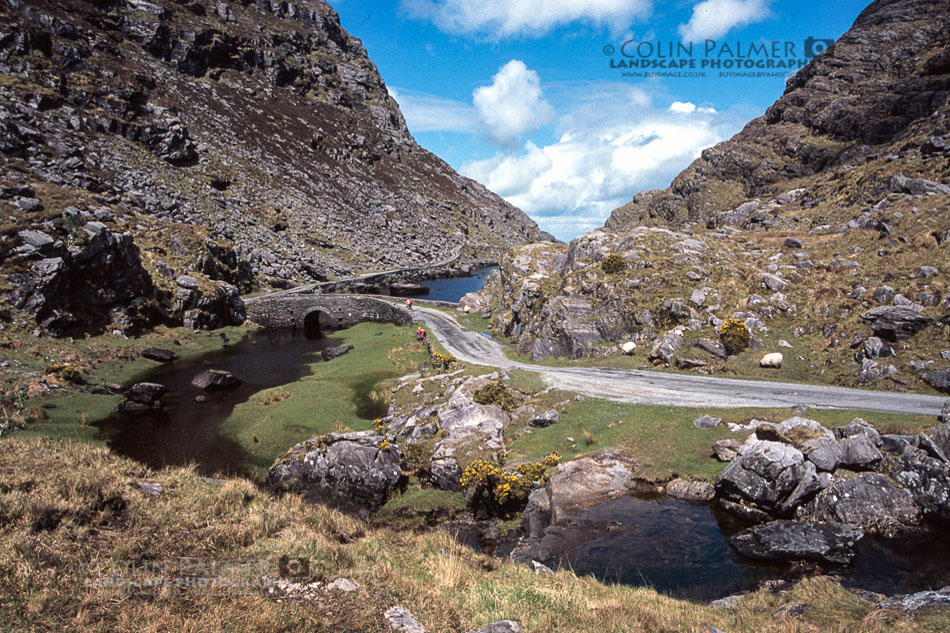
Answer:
505, 393, 939, 482
13, 326, 252, 446
215, 322, 435, 477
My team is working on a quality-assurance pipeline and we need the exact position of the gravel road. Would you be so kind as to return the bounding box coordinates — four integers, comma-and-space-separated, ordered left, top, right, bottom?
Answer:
415, 307, 947, 416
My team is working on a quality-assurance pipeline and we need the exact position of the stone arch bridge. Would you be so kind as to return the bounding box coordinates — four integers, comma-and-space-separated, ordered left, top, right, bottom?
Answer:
246, 295, 411, 336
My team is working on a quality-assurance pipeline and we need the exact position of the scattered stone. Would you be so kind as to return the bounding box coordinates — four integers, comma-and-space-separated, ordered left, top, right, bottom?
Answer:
175, 275, 199, 290
783, 237, 803, 249
384, 606, 427, 633
713, 439, 742, 462
922, 369, 950, 394
877, 586, 950, 612
666, 478, 715, 501
135, 482, 164, 496
529, 409, 559, 428
860, 306, 933, 341
694, 338, 727, 360
528, 560, 555, 576
463, 622, 524, 633
322, 344, 355, 361
191, 369, 242, 391
761, 273, 789, 291
141, 347, 179, 363
327, 577, 358, 592
694, 414, 722, 430
760, 352, 783, 368
649, 327, 684, 364
772, 603, 808, 619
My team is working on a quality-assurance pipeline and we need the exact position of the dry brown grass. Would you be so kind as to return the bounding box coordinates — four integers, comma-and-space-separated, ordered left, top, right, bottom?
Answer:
1, 435, 949, 632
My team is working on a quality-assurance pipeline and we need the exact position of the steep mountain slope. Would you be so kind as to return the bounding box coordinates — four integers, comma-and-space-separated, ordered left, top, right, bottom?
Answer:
0, 0, 547, 334
476, 0, 950, 394
606, 0, 949, 231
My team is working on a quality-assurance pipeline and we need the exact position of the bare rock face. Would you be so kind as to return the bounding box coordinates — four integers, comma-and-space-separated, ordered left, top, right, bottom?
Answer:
0, 0, 548, 333
797, 474, 921, 537
715, 439, 808, 516
860, 307, 934, 342
268, 431, 403, 513
429, 376, 512, 491
605, 0, 950, 231
8, 223, 154, 334
730, 519, 864, 565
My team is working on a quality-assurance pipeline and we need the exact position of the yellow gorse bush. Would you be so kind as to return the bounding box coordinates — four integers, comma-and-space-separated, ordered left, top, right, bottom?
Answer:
460, 453, 561, 514
600, 252, 625, 274
718, 317, 751, 355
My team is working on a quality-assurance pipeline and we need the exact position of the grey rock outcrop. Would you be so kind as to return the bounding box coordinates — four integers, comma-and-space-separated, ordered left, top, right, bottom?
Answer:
860, 306, 933, 342
191, 369, 242, 391
268, 431, 403, 512
797, 474, 920, 537
730, 519, 864, 564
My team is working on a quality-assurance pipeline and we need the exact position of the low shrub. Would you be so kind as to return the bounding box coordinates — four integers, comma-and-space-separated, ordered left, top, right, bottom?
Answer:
601, 252, 626, 274
460, 453, 561, 517
718, 317, 750, 356
472, 381, 516, 411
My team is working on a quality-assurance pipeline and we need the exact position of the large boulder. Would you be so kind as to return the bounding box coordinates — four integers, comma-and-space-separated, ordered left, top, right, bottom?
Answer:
890, 443, 950, 523
525, 451, 637, 528
429, 376, 511, 490
141, 347, 179, 363
268, 431, 403, 512
922, 369, 950, 394
117, 381, 168, 412
649, 327, 684, 364
860, 306, 933, 342
322, 344, 354, 361
715, 439, 807, 517
797, 474, 921, 537
192, 369, 242, 391
730, 520, 864, 564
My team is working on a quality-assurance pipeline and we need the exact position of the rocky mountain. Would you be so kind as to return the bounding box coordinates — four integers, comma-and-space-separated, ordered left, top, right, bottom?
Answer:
606, 0, 949, 232
474, 0, 950, 394
0, 0, 547, 335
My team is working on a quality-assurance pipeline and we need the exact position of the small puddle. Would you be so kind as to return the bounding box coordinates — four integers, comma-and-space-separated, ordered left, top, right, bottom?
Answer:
543, 494, 950, 601
95, 329, 347, 479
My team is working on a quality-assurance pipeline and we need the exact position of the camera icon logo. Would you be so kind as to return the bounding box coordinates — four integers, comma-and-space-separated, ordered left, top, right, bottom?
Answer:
804, 37, 835, 57
278, 555, 310, 579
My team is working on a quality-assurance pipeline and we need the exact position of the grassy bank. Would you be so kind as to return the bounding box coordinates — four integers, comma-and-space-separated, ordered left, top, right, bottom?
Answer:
217, 322, 434, 477
2, 435, 947, 632
10, 325, 252, 446
501, 375, 938, 482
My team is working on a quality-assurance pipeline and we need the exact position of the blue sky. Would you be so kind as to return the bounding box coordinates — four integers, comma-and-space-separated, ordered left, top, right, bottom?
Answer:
333, 0, 871, 240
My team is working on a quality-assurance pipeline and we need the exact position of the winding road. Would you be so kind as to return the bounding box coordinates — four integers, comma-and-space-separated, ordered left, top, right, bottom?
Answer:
414, 306, 948, 416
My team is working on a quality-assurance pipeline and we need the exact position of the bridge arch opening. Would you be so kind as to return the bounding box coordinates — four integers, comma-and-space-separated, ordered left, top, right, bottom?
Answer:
303, 309, 334, 339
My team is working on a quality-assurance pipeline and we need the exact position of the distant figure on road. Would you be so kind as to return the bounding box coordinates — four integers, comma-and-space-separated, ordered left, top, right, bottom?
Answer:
406, 298, 413, 312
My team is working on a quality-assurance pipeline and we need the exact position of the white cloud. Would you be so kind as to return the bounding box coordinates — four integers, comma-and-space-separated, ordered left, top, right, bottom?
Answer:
387, 87, 477, 133
402, 0, 652, 38
463, 83, 742, 241
678, 0, 771, 42
473, 60, 554, 146
669, 101, 696, 114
